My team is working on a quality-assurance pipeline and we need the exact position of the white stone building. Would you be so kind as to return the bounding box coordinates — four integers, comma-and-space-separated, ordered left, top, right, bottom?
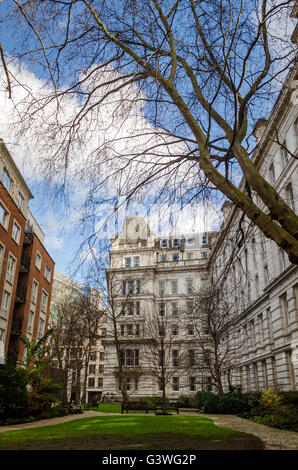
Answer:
102, 64, 298, 399
211, 65, 298, 393
103, 217, 217, 400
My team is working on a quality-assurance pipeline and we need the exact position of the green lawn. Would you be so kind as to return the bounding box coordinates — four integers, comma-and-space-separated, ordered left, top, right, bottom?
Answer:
0, 415, 252, 445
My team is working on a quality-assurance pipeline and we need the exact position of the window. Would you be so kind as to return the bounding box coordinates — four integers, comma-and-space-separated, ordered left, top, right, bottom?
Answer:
188, 350, 196, 367
90, 351, 96, 361
202, 234, 207, 245
172, 350, 179, 366
158, 281, 165, 296
186, 279, 193, 294
98, 378, 103, 388
136, 279, 140, 294
128, 280, 134, 293
1, 168, 11, 192
122, 281, 126, 295
127, 324, 133, 335
201, 251, 208, 259
172, 376, 179, 391
159, 324, 165, 336
281, 293, 290, 327
0, 328, 5, 343
172, 324, 178, 336
89, 364, 96, 374
125, 257, 131, 268
269, 163, 275, 184
44, 264, 52, 282
100, 352, 105, 361
158, 377, 163, 391
171, 280, 178, 295
158, 302, 165, 317
172, 254, 179, 262
161, 239, 168, 248
263, 265, 269, 285
173, 239, 180, 247
27, 311, 35, 333
17, 192, 24, 210
12, 221, 21, 244
186, 252, 193, 260
171, 302, 178, 316
282, 141, 289, 166
120, 324, 125, 336
187, 238, 194, 246
160, 255, 167, 262
186, 300, 193, 315
37, 318, 45, 338
279, 248, 286, 271
134, 256, 140, 267
98, 364, 104, 373
1, 290, 10, 318
6, 254, 16, 284
0, 201, 9, 229
135, 324, 140, 336
31, 280, 38, 304
41, 290, 48, 312
187, 325, 194, 335
35, 252, 42, 270
127, 301, 134, 315
285, 182, 295, 211
88, 377, 95, 387
135, 300, 140, 315
123, 349, 139, 366
159, 350, 164, 367
189, 376, 196, 392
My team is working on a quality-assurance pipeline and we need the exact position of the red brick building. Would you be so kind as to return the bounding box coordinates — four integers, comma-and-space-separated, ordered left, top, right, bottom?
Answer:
0, 139, 55, 363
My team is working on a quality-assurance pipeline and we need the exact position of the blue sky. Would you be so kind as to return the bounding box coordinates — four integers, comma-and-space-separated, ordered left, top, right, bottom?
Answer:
0, 1, 295, 283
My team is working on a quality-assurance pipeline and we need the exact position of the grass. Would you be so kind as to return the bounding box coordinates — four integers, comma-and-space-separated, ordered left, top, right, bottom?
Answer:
0, 416, 244, 444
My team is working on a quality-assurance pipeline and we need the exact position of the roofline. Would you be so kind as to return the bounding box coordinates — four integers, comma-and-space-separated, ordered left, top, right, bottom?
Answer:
0, 138, 34, 199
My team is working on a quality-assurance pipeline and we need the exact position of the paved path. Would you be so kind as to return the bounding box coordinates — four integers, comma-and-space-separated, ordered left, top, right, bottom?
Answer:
199, 413, 298, 450
1, 410, 298, 450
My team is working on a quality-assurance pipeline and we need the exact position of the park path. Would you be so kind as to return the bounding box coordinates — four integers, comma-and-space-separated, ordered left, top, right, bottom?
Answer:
0, 409, 298, 450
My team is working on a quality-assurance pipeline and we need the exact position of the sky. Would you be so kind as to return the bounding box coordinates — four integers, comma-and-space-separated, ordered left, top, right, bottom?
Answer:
0, 1, 295, 282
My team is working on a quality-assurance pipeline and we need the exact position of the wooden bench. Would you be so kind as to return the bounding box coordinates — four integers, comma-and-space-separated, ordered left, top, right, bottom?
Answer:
121, 401, 155, 414
154, 401, 179, 414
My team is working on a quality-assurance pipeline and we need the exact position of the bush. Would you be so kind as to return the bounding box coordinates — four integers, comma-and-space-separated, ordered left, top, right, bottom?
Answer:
0, 363, 29, 420
250, 414, 298, 432
177, 395, 190, 408
194, 391, 215, 410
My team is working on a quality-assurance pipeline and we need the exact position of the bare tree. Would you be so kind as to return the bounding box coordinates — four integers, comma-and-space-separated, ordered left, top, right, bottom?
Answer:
104, 271, 144, 403
1, 1, 297, 263
187, 274, 244, 395
142, 307, 189, 413
49, 288, 104, 403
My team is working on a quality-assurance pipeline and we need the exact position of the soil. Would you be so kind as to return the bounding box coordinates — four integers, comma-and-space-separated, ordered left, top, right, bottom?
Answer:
0, 433, 265, 450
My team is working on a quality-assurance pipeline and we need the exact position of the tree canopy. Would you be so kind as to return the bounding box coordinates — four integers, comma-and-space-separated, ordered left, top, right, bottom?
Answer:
1, 0, 297, 262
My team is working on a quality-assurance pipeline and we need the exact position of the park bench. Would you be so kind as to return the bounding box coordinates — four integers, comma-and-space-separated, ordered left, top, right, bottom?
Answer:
121, 401, 155, 414
154, 401, 179, 414
63, 402, 83, 414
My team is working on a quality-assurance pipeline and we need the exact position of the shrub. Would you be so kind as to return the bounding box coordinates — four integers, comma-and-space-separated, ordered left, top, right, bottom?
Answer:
177, 395, 190, 408
279, 391, 298, 407
194, 391, 215, 410
258, 389, 282, 416
0, 363, 29, 420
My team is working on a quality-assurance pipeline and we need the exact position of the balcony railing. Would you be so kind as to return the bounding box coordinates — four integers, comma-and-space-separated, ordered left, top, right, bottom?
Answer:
10, 313, 23, 336
23, 223, 34, 245
15, 282, 27, 303
19, 253, 31, 272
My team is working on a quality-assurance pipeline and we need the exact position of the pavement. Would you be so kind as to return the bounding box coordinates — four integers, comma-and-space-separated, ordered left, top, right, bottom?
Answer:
0, 409, 298, 450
